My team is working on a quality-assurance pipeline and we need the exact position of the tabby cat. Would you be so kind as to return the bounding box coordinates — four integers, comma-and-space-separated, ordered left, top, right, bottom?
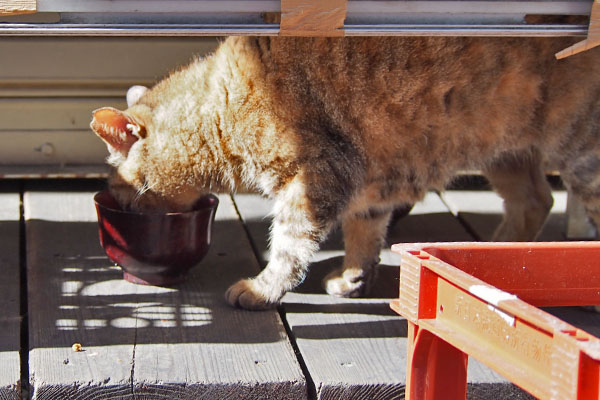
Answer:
90, 36, 600, 310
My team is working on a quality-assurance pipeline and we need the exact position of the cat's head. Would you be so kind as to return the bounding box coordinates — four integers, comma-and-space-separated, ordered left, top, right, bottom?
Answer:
90, 85, 204, 213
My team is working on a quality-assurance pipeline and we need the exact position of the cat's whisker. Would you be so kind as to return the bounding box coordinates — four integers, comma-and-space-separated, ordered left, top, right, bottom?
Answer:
136, 181, 156, 198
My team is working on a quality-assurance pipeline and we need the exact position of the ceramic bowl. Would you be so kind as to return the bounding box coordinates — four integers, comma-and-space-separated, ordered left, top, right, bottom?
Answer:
94, 190, 218, 286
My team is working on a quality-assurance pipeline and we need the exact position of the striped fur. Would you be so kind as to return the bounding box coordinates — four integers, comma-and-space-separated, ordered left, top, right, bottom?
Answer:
91, 36, 600, 309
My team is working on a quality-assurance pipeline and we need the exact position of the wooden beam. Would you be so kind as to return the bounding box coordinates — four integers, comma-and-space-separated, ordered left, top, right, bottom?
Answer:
0, 0, 36, 16
556, 0, 600, 58
25, 183, 305, 398
233, 193, 528, 399
280, 0, 347, 36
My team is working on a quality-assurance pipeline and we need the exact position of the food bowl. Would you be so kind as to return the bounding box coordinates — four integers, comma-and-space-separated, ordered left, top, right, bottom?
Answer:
94, 190, 219, 286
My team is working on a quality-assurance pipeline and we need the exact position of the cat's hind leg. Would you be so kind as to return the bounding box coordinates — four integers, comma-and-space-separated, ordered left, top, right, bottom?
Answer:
323, 207, 392, 297
559, 153, 600, 238
559, 152, 600, 311
484, 150, 554, 241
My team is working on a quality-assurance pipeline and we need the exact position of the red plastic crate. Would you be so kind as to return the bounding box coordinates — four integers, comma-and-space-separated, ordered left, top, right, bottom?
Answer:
390, 242, 600, 400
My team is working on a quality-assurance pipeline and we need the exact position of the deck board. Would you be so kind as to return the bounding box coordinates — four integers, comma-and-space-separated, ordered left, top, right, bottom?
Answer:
25, 182, 305, 399
0, 181, 22, 399
440, 189, 569, 241
234, 192, 507, 399
25, 182, 136, 399
18, 181, 600, 399
234, 192, 542, 399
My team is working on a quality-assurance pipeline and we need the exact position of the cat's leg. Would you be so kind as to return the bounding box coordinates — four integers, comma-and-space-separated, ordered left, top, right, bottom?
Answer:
323, 207, 392, 297
559, 153, 600, 312
559, 153, 600, 237
484, 150, 554, 241
225, 182, 332, 310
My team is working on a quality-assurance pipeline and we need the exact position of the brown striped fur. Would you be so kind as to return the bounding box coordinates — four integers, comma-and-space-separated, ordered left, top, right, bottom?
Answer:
91, 36, 600, 310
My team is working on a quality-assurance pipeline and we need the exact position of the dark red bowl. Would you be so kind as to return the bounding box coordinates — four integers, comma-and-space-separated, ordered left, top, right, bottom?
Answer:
94, 190, 219, 286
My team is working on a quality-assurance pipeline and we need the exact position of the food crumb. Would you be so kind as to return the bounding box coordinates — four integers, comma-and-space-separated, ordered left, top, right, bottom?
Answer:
72, 343, 83, 352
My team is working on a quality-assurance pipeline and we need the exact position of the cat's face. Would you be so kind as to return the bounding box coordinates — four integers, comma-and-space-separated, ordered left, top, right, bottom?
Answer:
90, 86, 204, 213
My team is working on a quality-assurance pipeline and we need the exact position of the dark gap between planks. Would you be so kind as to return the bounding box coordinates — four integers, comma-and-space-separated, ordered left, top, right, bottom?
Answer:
11, 176, 556, 399
18, 181, 29, 400
230, 194, 317, 400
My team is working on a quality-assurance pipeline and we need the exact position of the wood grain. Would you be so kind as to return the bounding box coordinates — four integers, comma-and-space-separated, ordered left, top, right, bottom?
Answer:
131, 194, 305, 399
0, 0, 36, 16
17, 182, 592, 399
233, 193, 417, 399
233, 192, 536, 399
0, 182, 22, 399
25, 182, 135, 399
25, 181, 305, 399
556, 0, 600, 59
280, 0, 347, 36
440, 189, 568, 241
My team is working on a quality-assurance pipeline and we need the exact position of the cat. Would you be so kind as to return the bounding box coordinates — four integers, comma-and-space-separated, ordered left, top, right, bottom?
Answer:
90, 36, 600, 310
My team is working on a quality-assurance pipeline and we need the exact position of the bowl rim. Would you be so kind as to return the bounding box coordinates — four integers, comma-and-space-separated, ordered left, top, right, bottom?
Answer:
94, 190, 219, 217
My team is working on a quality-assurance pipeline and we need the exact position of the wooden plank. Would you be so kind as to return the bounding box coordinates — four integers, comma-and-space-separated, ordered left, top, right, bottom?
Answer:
131, 194, 305, 398
440, 189, 568, 241
0, 181, 22, 399
0, 12, 58, 23
234, 192, 535, 399
25, 182, 305, 399
280, 0, 347, 37
0, 0, 36, 16
0, 0, 591, 37
25, 180, 135, 399
387, 192, 474, 245
556, 0, 600, 58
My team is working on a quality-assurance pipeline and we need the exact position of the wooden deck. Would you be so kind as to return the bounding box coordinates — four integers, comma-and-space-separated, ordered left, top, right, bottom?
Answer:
2, 178, 600, 399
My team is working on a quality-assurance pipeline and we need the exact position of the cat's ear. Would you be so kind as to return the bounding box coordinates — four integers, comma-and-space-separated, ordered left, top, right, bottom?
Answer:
90, 107, 145, 157
126, 85, 148, 107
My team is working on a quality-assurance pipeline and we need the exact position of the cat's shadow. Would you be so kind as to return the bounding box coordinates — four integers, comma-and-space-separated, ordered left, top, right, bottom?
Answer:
292, 256, 400, 299
240, 208, 475, 300
243, 218, 401, 299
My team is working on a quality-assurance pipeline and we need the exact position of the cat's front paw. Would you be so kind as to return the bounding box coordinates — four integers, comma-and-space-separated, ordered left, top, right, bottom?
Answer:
225, 279, 279, 310
323, 267, 375, 298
